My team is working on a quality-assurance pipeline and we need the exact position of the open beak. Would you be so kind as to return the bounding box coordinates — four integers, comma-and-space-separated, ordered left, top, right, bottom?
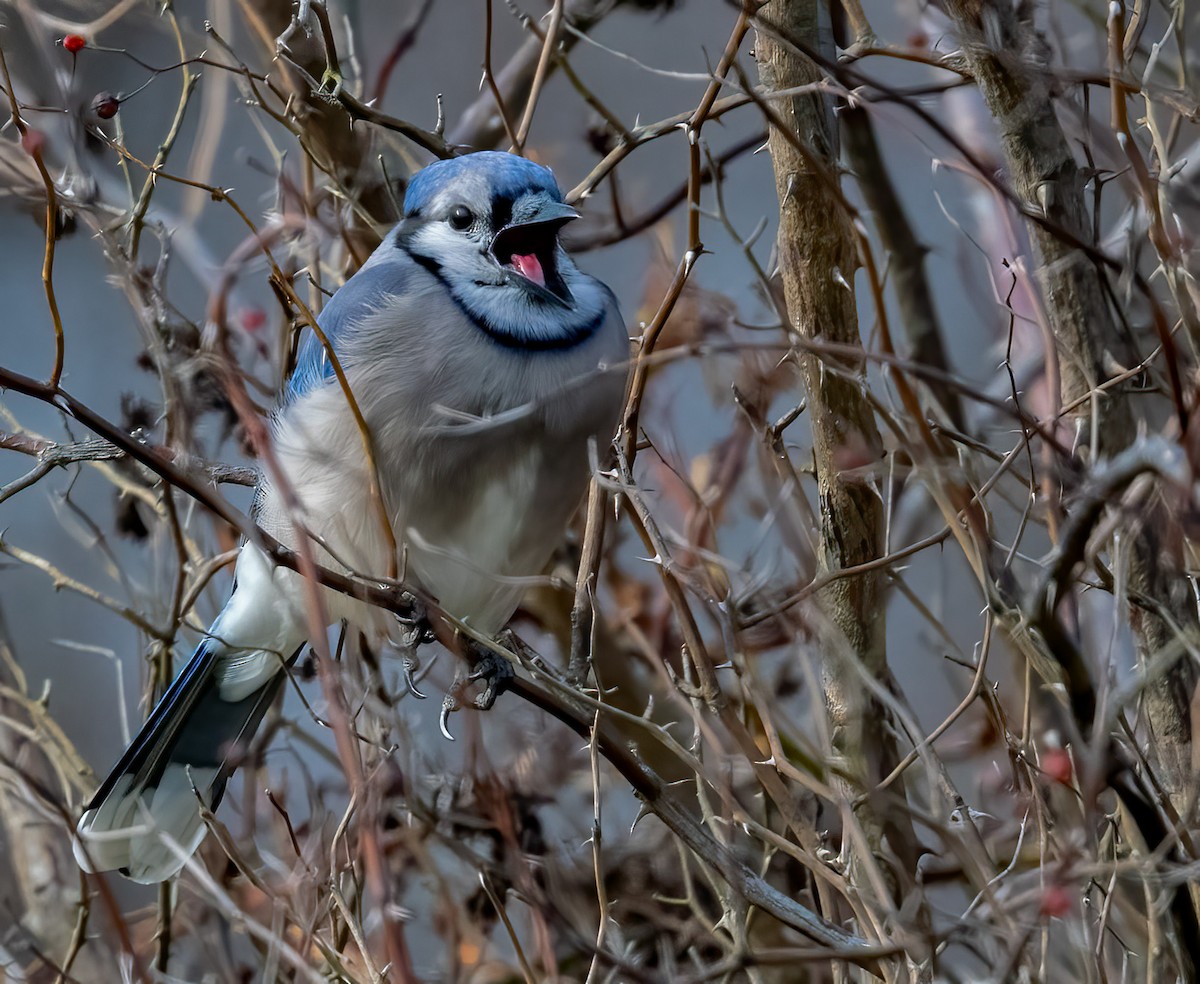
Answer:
490, 201, 578, 304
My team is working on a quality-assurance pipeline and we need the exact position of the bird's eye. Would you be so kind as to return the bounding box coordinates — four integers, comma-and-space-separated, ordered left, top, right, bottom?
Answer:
448, 205, 474, 231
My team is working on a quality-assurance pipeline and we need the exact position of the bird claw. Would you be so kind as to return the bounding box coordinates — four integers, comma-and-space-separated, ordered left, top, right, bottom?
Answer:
395, 594, 435, 701
401, 653, 426, 699
438, 696, 456, 741
465, 647, 514, 710
436, 642, 515, 740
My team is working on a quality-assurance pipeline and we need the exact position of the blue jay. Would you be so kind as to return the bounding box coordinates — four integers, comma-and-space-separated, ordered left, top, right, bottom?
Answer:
74, 151, 629, 883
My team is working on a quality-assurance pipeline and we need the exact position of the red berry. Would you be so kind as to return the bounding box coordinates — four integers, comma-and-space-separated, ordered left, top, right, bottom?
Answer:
63, 34, 87, 54
92, 92, 120, 119
1040, 883, 1072, 918
240, 307, 267, 332
1040, 748, 1073, 785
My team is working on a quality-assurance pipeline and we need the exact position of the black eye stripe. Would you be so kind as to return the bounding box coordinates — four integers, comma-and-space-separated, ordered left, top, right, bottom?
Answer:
490, 197, 513, 233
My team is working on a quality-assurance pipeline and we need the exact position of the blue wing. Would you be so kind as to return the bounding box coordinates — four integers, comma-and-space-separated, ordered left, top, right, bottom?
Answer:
286, 240, 421, 402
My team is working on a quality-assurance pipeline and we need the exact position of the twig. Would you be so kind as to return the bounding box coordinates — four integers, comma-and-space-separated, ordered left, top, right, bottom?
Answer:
512, 0, 563, 151
0, 43, 65, 387
0, 429, 258, 486
483, 0, 520, 150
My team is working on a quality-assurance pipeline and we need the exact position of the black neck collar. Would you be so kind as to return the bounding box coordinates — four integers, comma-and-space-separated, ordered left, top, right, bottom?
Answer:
398, 233, 603, 352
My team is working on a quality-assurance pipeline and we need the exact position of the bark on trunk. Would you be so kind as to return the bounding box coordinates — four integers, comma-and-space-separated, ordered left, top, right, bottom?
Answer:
939, 0, 1196, 820
755, 1, 923, 937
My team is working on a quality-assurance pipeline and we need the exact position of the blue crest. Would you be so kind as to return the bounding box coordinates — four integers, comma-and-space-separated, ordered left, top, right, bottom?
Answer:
404, 152, 563, 216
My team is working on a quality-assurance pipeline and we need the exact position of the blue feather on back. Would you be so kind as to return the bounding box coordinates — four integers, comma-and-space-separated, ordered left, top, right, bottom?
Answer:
286, 332, 334, 402
286, 251, 421, 402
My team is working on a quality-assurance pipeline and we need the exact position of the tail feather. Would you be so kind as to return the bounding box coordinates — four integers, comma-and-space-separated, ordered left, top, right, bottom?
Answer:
74, 640, 291, 883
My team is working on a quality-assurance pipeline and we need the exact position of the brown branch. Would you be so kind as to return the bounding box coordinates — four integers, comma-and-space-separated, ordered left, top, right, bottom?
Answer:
449, 0, 617, 150
566, 131, 766, 252
509, 675, 886, 972
567, 477, 606, 685
619, 6, 752, 464
754, 0, 924, 923
482, 0, 521, 150
0, 360, 894, 971
755, 18, 1188, 432
0, 430, 258, 487
300, 0, 451, 160
840, 103, 963, 429
924, 2, 1200, 973
941, 0, 1197, 862
512, 0, 564, 151
935, 2, 1137, 438
0, 43, 65, 388
369, 0, 436, 107
0, 365, 427, 621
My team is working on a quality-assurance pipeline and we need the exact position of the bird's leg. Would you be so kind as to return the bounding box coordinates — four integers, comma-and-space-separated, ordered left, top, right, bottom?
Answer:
393, 592, 436, 699
438, 637, 515, 740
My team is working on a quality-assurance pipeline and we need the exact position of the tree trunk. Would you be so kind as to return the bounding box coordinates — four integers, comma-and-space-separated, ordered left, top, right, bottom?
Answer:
755, 1, 924, 948
939, 0, 1196, 821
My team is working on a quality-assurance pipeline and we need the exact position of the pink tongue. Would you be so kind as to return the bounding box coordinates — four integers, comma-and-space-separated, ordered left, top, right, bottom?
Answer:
510, 252, 545, 286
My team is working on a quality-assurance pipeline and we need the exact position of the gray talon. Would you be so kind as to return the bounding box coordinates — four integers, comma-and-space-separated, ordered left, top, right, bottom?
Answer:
395, 594, 435, 700
437, 640, 514, 735
438, 695, 457, 741
401, 654, 426, 699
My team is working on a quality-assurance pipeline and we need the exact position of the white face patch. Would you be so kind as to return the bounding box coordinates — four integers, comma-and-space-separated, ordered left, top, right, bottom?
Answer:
397, 170, 609, 348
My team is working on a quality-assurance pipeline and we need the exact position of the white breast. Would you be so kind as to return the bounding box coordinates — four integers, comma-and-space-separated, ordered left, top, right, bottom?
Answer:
401, 438, 547, 634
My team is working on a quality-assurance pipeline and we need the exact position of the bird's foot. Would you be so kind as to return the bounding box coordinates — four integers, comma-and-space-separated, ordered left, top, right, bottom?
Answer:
394, 594, 435, 700
393, 592, 437, 646
438, 640, 515, 740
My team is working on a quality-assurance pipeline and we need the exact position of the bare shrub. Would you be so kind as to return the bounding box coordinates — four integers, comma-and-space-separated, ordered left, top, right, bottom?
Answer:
1, 1, 1198, 981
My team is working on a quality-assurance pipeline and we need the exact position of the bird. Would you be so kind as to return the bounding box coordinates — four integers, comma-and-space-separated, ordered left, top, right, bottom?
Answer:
73, 151, 630, 883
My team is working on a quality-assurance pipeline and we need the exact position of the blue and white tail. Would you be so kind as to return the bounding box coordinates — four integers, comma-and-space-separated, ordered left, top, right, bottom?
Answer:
75, 544, 310, 882
73, 635, 293, 883
73, 614, 304, 883
73, 638, 292, 883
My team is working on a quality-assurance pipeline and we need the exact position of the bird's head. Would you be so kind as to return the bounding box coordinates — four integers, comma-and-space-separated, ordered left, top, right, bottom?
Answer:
396, 152, 609, 349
